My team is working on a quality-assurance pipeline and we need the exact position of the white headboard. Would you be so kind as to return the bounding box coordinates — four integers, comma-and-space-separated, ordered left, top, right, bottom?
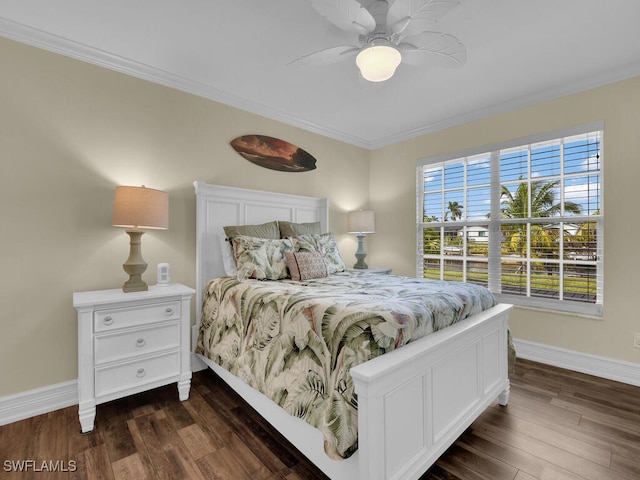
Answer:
193, 181, 330, 322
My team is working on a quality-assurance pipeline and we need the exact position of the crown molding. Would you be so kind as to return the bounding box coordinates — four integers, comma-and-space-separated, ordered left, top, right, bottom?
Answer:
0, 16, 372, 149
370, 61, 640, 149
2, 16, 640, 151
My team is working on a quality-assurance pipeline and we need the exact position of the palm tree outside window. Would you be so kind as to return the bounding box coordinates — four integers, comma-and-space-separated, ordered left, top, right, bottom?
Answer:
417, 125, 603, 316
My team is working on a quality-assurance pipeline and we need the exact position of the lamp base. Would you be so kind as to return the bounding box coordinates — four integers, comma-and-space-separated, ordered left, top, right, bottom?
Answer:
122, 273, 148, 292
122, 230, 148, 293
352, 258, 369, 269
353, 233, 368, 269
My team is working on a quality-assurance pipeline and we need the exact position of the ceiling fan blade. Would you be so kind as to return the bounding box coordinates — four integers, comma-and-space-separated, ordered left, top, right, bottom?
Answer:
399, 32, 466, 67
310, 0, 376, 35
288, 45, 360, 67
388, 0, 460, 36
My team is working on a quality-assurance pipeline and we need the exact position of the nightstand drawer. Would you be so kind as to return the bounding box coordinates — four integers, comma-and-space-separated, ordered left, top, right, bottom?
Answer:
94, 301, 180, 332
94, 322, 180, 364
95, 351, 180, 398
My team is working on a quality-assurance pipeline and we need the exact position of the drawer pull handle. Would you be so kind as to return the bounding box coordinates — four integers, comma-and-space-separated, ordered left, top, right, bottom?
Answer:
165, 307, 174, 316
136, 368, 146, 378
103, 316, 114, 326
136, 338, 146, 347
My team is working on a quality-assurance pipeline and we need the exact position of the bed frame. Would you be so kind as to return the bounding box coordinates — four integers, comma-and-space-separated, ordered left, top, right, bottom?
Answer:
193, 181, 511, 480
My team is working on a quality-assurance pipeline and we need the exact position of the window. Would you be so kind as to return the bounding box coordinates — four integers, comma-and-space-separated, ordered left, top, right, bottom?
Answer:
417, 124, 603, 315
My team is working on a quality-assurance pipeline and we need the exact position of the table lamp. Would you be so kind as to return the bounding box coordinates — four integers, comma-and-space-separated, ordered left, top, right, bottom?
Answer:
112, 185, 168, 292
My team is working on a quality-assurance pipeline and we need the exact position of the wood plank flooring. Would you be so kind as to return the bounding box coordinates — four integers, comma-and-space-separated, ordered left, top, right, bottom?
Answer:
1, 358, 639, 480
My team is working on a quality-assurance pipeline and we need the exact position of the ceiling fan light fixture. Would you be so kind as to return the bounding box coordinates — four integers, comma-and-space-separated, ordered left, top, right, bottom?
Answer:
356, 40, 402, 82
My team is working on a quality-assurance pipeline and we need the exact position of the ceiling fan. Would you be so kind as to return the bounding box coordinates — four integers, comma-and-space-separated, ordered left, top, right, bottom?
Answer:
290, 0, 467, 82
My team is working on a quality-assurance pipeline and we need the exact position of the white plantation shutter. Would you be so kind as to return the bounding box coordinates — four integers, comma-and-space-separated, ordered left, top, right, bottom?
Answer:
417, 123, 603, 316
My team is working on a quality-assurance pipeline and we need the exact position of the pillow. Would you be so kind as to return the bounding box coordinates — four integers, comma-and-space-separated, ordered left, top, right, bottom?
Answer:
292, 233, 346, 274
232, 235, 294, 281
223, 221, 280, 241
218, 233, 237, 276
279, 221, 321, 238
285, 251, 328, 281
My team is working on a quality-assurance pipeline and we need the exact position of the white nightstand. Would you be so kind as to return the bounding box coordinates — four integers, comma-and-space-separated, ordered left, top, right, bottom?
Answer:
73, 283, 195, 433
348, 267, 392, 275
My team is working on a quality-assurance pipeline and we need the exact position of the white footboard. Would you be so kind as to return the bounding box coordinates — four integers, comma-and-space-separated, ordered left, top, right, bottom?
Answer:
193, 303, 511, 480
351, 302, 512, 480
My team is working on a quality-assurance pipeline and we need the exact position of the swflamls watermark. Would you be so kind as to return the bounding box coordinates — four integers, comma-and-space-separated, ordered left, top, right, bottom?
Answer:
3, 460, 77, 472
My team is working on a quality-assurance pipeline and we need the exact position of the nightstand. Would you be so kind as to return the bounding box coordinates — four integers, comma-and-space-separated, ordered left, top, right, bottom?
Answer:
348, 267, 392, 275
73, 283, 195, 433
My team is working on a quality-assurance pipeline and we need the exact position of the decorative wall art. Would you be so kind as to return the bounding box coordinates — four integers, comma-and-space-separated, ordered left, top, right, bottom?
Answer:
230, 135, 317, 172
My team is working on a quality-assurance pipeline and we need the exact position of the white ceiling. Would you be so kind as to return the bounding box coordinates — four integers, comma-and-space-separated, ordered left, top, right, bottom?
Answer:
1, 0, 640, 149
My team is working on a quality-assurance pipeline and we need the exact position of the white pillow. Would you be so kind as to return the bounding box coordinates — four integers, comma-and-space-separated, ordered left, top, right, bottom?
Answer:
218, 233, 237, 276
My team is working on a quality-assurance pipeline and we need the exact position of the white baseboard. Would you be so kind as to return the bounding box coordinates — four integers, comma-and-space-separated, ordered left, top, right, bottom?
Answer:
0, 380, 78, 427
2, 345, 638, 427
513, 338, 640, 387
0, 353, 206, 427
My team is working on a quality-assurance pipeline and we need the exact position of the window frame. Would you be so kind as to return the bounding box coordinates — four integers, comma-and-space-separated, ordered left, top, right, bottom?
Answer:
416, 122, 604, 316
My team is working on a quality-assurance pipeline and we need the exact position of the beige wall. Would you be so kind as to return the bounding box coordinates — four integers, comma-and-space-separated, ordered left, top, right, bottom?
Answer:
367, 76, 640, 365
2, 35, 639, 399
0, 38, 370, 396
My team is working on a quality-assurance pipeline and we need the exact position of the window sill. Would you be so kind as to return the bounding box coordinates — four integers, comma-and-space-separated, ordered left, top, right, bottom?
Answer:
494, 294, 603, 318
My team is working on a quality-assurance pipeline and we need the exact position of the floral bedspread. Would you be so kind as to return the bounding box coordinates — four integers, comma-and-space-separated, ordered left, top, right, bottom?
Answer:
195, 272, 496, 459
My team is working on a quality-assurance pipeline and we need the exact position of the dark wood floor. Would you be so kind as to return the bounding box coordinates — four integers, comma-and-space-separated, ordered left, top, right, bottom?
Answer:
1, 358, 639, 480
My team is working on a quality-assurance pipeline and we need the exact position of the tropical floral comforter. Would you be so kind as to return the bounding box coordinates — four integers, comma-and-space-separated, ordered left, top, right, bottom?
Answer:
195, 272, 496, 460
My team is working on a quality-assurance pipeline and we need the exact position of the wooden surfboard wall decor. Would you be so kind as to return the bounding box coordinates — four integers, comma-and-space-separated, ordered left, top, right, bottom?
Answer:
230, 135, 317, 172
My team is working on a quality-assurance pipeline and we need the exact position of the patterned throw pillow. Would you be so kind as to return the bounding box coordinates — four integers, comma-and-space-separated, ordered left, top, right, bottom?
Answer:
232, 235, 295, 281
285, 251, 328, 281
292, 233, 346, 274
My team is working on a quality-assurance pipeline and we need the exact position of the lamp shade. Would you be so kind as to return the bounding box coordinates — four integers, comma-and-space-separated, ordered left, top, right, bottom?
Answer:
356, 40, 402, 82
348, 210, 376, 234
112, 186, 168, 230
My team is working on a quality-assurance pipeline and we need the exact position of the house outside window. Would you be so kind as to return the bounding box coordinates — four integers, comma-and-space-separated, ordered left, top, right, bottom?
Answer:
416, 123, 603, 316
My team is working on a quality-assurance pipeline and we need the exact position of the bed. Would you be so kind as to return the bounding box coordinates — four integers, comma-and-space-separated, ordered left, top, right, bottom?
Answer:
192, 181, 512, 480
